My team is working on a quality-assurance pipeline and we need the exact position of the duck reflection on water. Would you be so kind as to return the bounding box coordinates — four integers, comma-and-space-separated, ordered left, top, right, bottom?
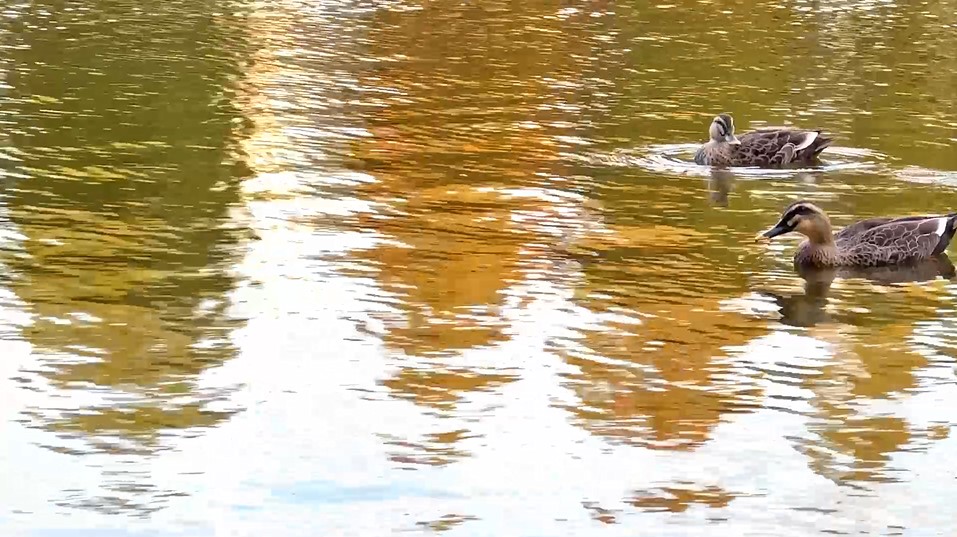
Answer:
707, 171, 820, 208
708, 169, 734, 207
759, 255, 956, 327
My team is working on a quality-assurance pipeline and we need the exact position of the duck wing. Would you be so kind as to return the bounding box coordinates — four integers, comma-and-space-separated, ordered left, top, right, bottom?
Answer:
835, 214, 956, 243
735, 128, 831, 166
835, 215, 926, 243
844, 214, 957, 265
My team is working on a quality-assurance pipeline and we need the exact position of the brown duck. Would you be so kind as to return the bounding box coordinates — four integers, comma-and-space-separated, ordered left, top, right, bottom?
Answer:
757, 201, 957, 267
694, 113, 833, 167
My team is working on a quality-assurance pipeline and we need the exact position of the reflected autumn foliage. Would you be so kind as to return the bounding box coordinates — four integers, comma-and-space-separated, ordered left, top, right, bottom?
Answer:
628, 484, 738, 513
380, 428, 474, 468
750, 261, 955, 484
349, 3, 612, 394
583, 483, 740, 523
798, 318, 937, 484
555, 231, 767, 450
354, 185, 521, 358
799, 414, 911, 485
340, 0, 620, 469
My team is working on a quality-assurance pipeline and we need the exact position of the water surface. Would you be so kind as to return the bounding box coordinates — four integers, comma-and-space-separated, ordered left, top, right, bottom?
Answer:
1, 0, 957, 535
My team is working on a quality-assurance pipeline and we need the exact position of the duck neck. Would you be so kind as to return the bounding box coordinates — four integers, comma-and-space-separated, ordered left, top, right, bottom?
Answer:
797, 240, 840, 267
795, 220, 839, 266
806, 218, 835, 246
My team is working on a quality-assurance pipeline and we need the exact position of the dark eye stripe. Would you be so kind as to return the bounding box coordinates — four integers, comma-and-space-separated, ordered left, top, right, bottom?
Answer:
785, 205, 813, 220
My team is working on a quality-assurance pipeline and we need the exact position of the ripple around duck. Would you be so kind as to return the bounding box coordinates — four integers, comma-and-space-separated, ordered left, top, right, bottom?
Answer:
895, 166, 957, 189
571, 143, 888, 179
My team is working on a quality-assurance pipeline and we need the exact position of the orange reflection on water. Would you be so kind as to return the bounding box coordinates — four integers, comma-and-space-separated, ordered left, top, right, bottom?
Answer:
797, 319, 935, 484
354, 185, 521, 357
348, 4, 606, 352
340, 0, 615, 470
560, 289, 766, 450
627, 484, 739, 513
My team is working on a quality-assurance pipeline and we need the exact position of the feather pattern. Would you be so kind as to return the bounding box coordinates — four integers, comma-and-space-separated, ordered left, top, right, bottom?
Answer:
694, 114, 833, 167
760, 201, 957, 267
827, 214, 957, 266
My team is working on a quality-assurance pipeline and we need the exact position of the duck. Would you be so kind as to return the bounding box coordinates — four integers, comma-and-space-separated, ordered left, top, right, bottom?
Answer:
757, 200, 957, 267
694, 113, 833, 167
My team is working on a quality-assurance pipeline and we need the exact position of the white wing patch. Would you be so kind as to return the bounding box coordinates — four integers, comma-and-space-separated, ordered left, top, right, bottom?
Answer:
793, 131, 818, 151
934, 216, 949, 237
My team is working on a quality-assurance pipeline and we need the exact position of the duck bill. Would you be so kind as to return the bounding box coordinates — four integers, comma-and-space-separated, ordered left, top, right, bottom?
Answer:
755, 222, 791, 243
725, 133, 741, 145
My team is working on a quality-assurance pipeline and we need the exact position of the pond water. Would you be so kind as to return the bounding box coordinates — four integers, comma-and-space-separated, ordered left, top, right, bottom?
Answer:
1, 0, 957, 535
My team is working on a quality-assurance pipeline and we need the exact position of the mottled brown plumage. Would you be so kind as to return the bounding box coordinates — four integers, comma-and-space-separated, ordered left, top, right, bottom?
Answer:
694, 113, 833, 167
758, 201, 957, 267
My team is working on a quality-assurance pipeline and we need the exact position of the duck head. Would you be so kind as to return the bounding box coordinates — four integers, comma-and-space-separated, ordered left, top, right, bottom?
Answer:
709, 113, 741, 145
757, 201, 832, 243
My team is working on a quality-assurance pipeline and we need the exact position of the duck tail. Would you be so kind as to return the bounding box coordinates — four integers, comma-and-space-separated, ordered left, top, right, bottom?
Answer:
932, 213, 957, 255
811, 131, 833, 156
